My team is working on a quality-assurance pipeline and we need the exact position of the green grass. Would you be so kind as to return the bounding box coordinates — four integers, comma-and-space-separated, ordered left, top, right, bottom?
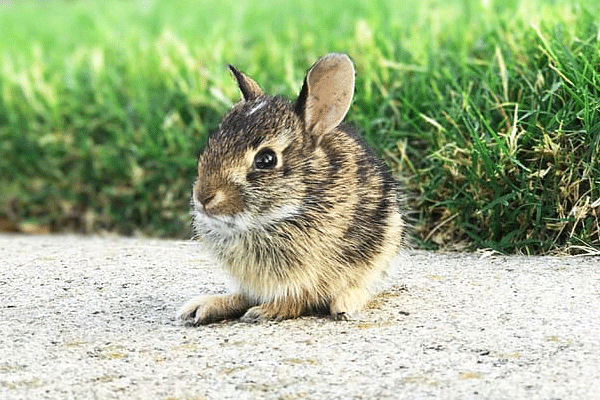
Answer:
1, 0, 599, 254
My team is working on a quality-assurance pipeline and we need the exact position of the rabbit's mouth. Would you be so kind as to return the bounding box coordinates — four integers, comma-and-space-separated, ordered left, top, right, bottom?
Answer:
192, 204, 300, 237
192, 208, 236, 232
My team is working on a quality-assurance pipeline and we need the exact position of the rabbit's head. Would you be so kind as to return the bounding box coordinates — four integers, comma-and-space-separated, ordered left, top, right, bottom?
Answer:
192, 54, 355, 236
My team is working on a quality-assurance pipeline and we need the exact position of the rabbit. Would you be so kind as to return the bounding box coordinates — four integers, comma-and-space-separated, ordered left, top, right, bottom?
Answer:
177, 53, 406, 325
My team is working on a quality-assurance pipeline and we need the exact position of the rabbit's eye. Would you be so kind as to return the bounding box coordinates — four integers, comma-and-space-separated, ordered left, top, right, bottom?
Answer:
254, 148, 277, 169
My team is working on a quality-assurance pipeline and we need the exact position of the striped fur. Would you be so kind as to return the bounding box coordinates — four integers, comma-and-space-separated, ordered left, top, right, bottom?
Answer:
178, 54, 405, 324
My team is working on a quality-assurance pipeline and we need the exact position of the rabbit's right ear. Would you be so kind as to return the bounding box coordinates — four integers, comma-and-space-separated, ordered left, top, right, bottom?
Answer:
229, 65, 263, 101
295, 53, 355, 136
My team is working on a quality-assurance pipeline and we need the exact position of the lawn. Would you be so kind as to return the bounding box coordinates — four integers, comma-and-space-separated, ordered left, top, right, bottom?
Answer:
1, 0, 599, 254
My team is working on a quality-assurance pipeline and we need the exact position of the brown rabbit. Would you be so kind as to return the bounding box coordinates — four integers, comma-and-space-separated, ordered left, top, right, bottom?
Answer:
177, 53, 406, 324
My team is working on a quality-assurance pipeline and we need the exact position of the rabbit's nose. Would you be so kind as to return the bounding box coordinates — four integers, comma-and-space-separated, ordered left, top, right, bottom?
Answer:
199, 193, 215, 207
197, 190, 225, 214
194, 182, 243, 216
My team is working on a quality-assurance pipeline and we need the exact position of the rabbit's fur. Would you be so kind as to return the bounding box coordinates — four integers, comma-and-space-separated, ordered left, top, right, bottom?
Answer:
178, 53, 406, 324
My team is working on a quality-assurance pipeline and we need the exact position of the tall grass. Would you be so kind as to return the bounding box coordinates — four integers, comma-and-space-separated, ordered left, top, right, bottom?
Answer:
0, 0, 598, 253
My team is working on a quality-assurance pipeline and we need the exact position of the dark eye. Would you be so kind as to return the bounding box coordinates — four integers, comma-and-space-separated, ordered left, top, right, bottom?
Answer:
253, 148, 277, 169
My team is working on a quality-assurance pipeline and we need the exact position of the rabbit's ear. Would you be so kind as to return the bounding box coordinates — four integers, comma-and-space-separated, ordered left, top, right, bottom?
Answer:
229, 65, 263, 101
295, 53, 355, 135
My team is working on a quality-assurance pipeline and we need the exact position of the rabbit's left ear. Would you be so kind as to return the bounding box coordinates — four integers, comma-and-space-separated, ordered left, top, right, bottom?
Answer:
229, 65, 263, 101
295, 53, 355, 135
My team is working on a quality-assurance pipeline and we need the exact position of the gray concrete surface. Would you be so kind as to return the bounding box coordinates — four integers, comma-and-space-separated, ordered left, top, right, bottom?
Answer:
1, 234, 599, 400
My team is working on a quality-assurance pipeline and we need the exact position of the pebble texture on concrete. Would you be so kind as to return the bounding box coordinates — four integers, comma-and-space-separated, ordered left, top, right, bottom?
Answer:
1, 234, 599, 399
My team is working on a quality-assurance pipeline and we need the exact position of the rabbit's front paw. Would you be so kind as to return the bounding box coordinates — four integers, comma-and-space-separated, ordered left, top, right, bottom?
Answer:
177, 294, 252, 325
240, 302, 303, 323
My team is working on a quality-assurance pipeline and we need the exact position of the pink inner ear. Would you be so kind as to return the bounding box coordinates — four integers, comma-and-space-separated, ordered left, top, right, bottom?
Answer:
303, 54, 355, 135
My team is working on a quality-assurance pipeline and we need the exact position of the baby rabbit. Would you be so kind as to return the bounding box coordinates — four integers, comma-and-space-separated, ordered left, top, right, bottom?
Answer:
178, 53, 405, 324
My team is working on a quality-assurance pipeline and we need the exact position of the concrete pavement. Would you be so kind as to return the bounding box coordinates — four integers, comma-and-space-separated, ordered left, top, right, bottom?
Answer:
1, 234, 599, 399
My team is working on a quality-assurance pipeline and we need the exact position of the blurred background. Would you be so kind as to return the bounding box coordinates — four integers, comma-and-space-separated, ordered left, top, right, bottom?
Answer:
1, 0, 598, 254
